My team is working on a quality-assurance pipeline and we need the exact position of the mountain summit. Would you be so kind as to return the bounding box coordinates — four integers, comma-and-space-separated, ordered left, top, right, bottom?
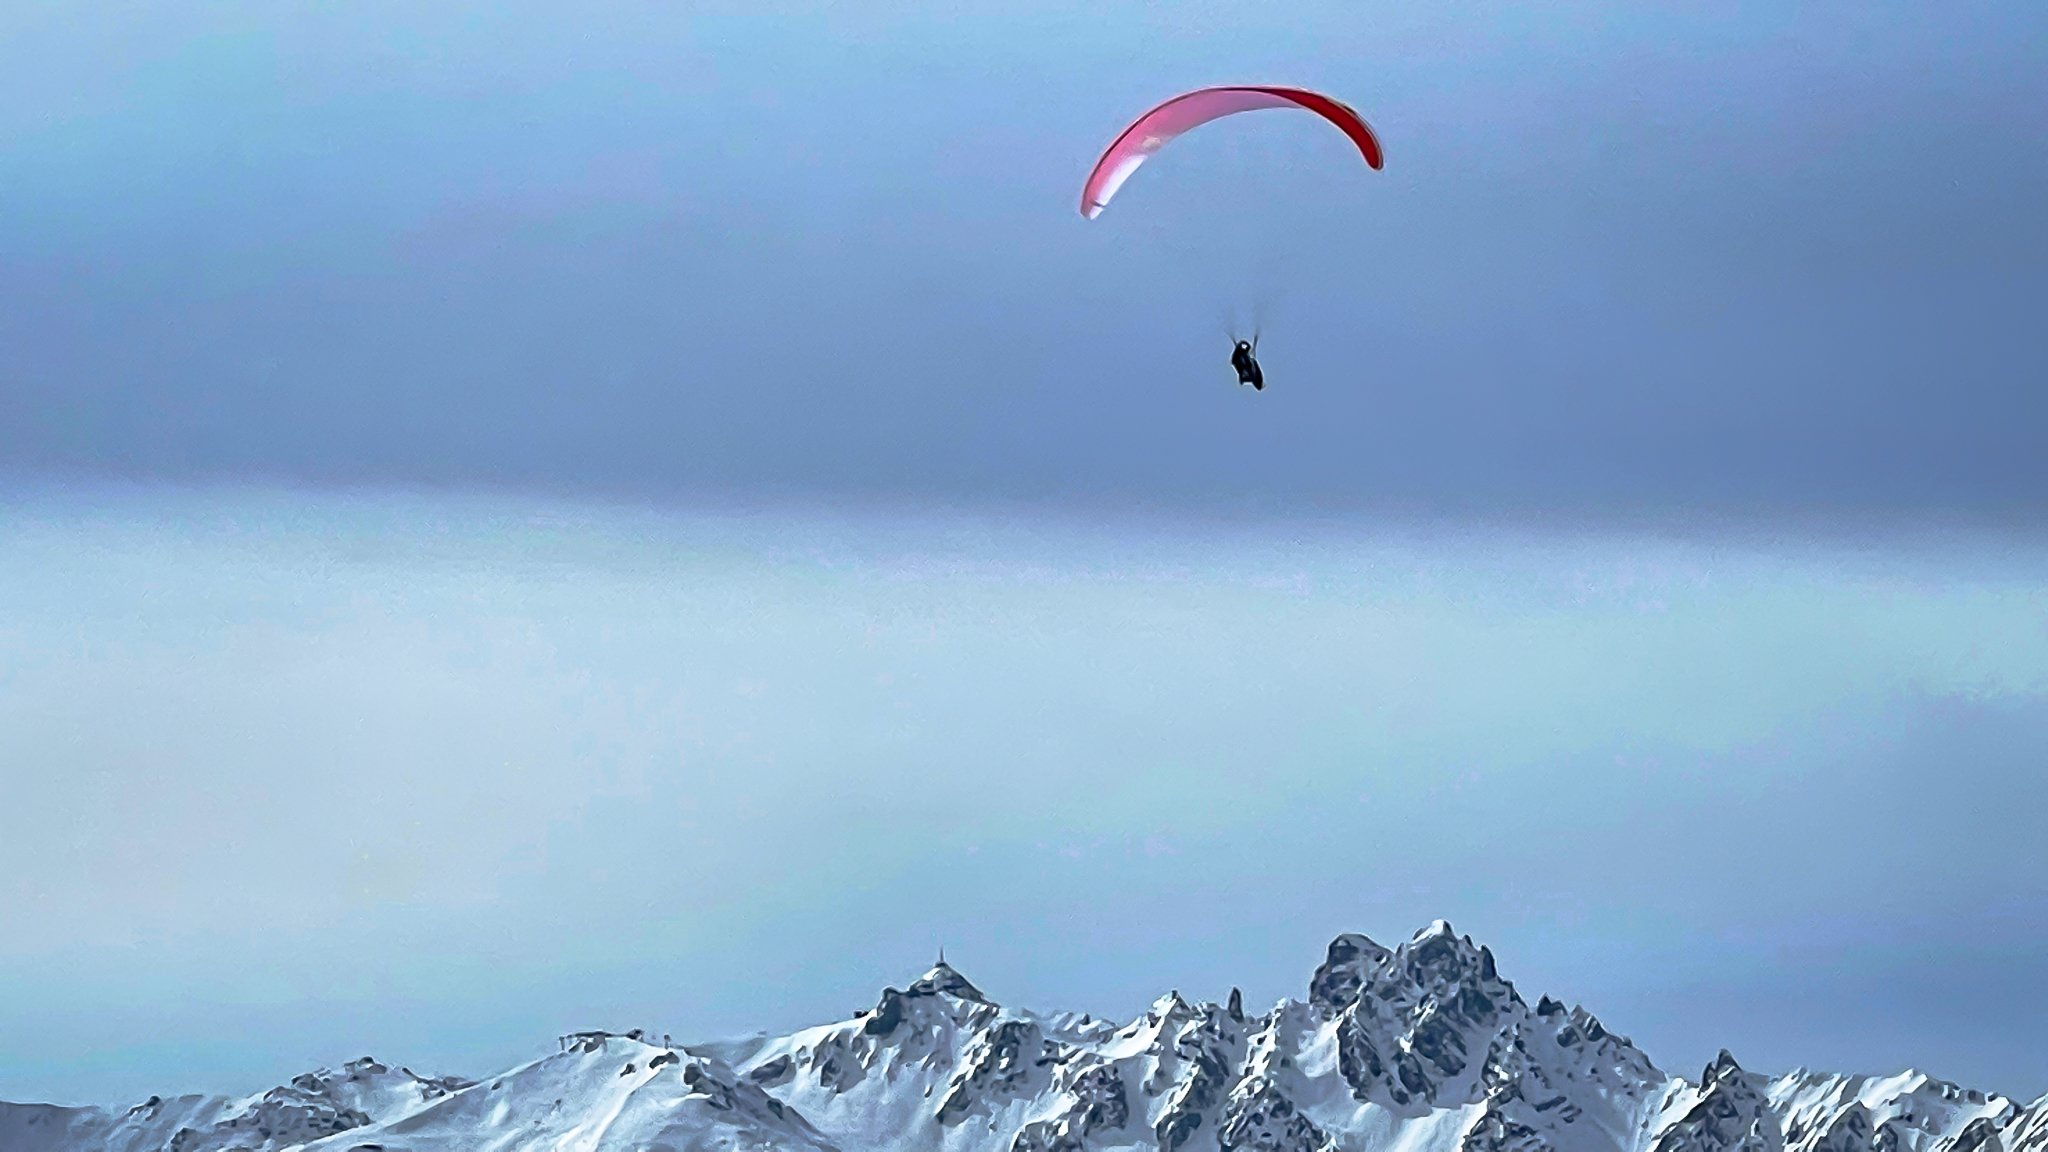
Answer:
4, 923, 2041, 1152
907, 956, 992, 1004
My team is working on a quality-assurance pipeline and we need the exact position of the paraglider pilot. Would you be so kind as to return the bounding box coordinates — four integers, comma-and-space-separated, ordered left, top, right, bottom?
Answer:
1231, 339, 1264, 391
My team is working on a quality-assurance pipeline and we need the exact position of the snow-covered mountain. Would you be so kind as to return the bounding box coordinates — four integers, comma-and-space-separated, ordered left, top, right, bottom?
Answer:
0, 1058, 470, 1152
6, 923, 2042, 1152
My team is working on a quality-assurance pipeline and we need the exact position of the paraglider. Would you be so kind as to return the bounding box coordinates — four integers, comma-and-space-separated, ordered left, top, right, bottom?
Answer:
1231, 339, 1263, 391
1079, 86, 1382, 394
1078, 85, 1382, 220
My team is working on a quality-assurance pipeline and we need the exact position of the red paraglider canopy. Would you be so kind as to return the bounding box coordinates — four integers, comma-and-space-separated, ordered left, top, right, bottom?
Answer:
1080, 85, 1383, 219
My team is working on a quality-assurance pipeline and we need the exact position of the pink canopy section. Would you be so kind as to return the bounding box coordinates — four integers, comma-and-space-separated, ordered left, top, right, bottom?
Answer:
1079, 86, 1383, 219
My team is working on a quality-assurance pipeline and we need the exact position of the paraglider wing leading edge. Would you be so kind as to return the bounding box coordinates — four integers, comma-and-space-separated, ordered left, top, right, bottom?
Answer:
1079, 85, 1383, 218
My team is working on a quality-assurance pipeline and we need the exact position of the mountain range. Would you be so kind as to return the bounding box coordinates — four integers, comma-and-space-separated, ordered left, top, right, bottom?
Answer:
5, 921, 2040, 1152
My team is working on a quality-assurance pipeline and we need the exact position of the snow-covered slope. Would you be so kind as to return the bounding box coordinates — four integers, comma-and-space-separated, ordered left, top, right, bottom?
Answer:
298, 1033, 837, 1152
0, 1057, 469, 1152
4, 924, 2036, 1152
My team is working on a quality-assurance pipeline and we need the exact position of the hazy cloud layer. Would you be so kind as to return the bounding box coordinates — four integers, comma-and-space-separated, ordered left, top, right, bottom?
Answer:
2, 489, 2044, 1102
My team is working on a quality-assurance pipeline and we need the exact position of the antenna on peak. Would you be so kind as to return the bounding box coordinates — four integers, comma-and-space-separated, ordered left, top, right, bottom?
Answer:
937, 945, 947, 967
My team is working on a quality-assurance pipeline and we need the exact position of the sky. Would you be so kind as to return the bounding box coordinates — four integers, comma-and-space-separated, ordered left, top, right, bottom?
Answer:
2, 0, 2047, 1112
2, 490, 2046, 1107
3, 0, 2045, 516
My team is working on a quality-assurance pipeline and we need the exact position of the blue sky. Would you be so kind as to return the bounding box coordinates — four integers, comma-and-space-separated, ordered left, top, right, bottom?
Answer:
4, 0, 2044, 515
2, 0, 2046, 1110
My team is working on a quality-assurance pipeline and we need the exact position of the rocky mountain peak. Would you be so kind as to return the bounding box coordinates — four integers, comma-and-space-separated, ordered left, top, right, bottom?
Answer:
906, 955, 991, 1004
1396, 920, 1506, 991
1309, 933, 1396, 1012
1707, 1049, 1749, 1088
1651, 1050, 1782, 1152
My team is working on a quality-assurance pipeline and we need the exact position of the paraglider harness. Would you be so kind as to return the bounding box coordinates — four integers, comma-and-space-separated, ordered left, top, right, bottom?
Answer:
1231, 337, 1264, 391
